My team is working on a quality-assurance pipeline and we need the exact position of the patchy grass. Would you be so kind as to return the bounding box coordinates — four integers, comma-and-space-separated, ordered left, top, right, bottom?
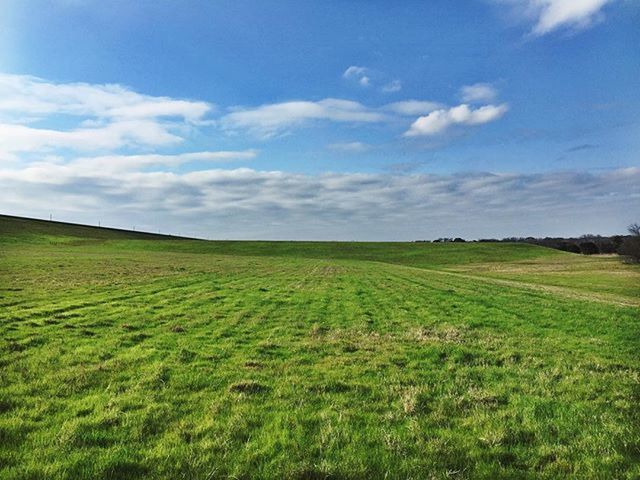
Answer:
0, 215, 639, 479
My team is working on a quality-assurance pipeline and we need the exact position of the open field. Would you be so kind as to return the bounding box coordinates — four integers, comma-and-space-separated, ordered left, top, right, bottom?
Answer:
1, 215, 639, 479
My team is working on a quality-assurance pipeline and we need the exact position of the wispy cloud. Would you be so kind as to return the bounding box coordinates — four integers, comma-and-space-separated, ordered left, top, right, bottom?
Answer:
497, 0, 615, 36
565, 143, 599, 153
0, 73, 211, 121
343, 66, 405, 93
343, 66, 371, 87
222, 99, 387, 138
532, 0, 613, 35
0, 120, 182, 153
0, 73, 212, 154
404, 103, 509, 136
327, 141, 371, 153
459, 83, 498, 103
381, 80, 402, 93
386, 100, 444, 116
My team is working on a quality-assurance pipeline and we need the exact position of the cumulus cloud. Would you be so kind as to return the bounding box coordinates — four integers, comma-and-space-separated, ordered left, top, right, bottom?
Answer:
459, 83, 497, 103
1, 163, 637, 240
404, 103, 509, 136
222, 99, 387, 138
498, 0, 614, 36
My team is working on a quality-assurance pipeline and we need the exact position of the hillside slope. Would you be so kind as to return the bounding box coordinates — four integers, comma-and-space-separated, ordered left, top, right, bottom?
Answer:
0, 214, 563, 268
0, 214, 188, 243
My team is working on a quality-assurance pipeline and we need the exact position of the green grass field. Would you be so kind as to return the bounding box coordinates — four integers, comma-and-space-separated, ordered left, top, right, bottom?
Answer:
1, 215, 638, 479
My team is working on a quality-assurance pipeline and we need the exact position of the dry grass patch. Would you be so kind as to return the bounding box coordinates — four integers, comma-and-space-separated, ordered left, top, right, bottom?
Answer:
229, 380, 269, 395
411, 325, 467, 344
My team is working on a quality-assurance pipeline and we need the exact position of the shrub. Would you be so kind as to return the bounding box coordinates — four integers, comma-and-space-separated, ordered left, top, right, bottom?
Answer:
619, 236, 640, 263
559, 242, 580, 254
598, 241, 617, 254
579, 241, 599, 255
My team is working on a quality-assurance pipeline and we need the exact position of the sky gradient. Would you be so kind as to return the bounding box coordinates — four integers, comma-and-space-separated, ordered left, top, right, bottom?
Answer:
1, 0, 638, 240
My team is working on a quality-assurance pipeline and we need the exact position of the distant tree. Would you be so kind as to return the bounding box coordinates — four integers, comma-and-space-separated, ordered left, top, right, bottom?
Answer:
619, 223, 640, 263
502, 237, 520, 242
579, 241, 599, 255
453, 237, 466, 243
559, 241, 581, 254
597, 241, 616, 254
611, 235, 624, 251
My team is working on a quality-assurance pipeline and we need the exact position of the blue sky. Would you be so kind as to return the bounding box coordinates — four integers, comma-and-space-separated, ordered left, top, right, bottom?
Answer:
0, 0, 638, 239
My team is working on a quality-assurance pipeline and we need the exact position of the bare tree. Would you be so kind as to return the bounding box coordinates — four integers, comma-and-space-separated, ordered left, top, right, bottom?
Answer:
619, 223, 640, 263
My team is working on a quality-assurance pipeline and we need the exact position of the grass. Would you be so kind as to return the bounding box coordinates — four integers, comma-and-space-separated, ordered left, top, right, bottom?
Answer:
1, 215, 639, 479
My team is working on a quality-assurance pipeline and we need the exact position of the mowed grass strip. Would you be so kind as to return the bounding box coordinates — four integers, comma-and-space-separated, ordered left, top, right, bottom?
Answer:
0, 216, 639, 479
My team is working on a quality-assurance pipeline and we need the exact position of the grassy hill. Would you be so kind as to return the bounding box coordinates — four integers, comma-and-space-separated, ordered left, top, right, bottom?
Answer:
0, 214, 561, 267
1, 215, 638, 479
0, 214, 187, 243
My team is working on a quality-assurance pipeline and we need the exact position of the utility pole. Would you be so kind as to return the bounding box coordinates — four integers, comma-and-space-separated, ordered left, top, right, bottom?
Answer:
49, 213, 52, 221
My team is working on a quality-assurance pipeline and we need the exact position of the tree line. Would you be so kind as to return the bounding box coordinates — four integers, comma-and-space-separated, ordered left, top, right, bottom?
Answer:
418, 223, 640, 263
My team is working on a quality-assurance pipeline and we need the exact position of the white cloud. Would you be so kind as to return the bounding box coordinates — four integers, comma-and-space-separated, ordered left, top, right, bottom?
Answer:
222, 99, 387, 138
327, 142, 371, 153
533, 0, 612, 35
1, 163, 637, 240
344, 67, 404, 93
0, 73, 213, 154
382, 80, 402, 93
343, 66, 376, 88
0, 120, 183, 153
460, 83, 497, 103
385, 100, 443, 116
499, 0, 614, 36
343, 66, 367, 78
404, 103, 509, 136
343, 66, 371, 88
223, 97, 502, 139
0, 72, 633, 240
0, 73, 211, 121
